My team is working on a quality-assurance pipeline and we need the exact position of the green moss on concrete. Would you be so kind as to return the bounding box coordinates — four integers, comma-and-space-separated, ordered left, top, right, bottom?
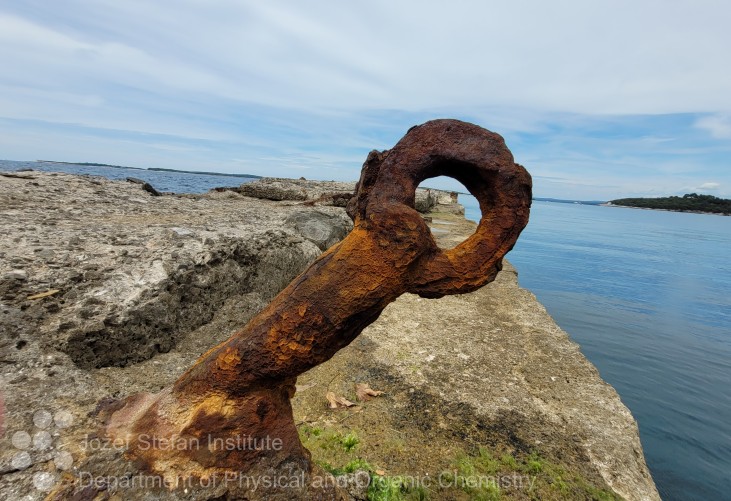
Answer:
298, 422, 621, 501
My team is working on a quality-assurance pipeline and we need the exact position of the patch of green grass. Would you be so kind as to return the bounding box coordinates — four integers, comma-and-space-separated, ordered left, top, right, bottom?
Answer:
584, 484, 622, 501
441, 468, 500, 499
500, 453, 518, 470
341, 432, 360, 452
297, 424, 323, 440
299, 426, 360, 453
343, 458, 373, 473
317, 460, 342, 476
512, 452, 619, 500
299, 421, 619, 501
475, 447, 502, 474
368, 476, 407, 501
522, 452, 544, 475
318, 458, 374, 476
317, 457, 430, 500
442, 447, 621, 501
368, 475, 431, 501
439, 447, 622, 501
443, 448, 502, 499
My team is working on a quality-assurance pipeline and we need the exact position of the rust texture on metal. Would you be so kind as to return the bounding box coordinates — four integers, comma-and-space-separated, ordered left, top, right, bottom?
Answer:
102, 119, 532, 485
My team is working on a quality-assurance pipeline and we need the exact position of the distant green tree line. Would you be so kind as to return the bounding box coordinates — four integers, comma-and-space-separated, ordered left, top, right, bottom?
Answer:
610, 193, 731, 214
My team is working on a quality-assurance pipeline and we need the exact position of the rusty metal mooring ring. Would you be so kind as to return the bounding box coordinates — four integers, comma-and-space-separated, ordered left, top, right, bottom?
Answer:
347, 119, 532, 298
102, 119, 532, 486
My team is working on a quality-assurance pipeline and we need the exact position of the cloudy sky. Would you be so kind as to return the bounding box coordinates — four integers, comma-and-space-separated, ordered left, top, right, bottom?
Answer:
1, 0, 729, 199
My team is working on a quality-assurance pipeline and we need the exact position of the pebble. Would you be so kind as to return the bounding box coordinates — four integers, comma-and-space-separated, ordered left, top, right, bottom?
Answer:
5, 269, 28, 281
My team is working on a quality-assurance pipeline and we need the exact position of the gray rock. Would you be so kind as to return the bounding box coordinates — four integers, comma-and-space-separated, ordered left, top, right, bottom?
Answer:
238, 177, 354, 202
125, 176, 161, 196
434, 202, 465, 215
168, 227, 196, 238
36, 248, 55, 261
0, 172, 340, 370
414, 188, 438, 212
435, 190, 458, 204
238, 177, 456, 214
285, 210, 353, 251
4, 269, 27, 281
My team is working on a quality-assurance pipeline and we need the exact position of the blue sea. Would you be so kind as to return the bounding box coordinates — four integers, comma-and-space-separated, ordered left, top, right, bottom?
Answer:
2, 160, 730, 500
462, 195, 731, 501
0, 160, 257, 193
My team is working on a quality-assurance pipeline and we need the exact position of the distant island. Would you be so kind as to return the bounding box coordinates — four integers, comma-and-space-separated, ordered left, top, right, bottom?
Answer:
607, 193, 731, 215
37, 160, 143, 170
534, 197, 605, 205
148, 167, 262, 179
36, 160, 262, 179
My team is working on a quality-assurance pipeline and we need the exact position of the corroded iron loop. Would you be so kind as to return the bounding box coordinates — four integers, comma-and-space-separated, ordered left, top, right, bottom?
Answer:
103, 119, 532, 488
348, 119, 532, 298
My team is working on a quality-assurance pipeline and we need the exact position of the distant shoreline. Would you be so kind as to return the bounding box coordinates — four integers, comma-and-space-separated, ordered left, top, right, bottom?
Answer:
35, 160, 262, 179
37, 160, 142, 169
534, 197, 605, 205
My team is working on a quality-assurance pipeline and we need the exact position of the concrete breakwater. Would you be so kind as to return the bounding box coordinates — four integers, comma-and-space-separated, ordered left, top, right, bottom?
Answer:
0, 172, 658, 500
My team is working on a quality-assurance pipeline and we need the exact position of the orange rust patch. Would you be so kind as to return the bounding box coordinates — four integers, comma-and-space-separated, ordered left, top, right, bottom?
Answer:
216, 347, 241, 371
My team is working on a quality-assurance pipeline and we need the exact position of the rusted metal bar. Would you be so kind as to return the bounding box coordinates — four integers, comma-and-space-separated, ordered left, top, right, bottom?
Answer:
102, 119, 532, 489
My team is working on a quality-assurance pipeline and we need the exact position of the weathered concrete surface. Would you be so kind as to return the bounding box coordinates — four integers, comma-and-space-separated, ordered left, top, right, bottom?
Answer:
0, 171, 658, 500
288, 212, 659, 501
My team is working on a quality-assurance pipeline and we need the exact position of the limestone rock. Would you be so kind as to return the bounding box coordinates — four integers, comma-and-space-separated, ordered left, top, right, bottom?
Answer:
414, 188, 437, 212
3, 270, 27, 281
125, 176, 161, 196
285, 210, 353, 251
434, 201, 465, 215
0, 172, 342, 371
238, 177, 456, 214
238, 177, 354, 203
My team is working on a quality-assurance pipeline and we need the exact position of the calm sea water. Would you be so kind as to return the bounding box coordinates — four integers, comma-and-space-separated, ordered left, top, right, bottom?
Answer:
3, 160, 729, 499
0, 160, 256, 193
462, 195, 731, 501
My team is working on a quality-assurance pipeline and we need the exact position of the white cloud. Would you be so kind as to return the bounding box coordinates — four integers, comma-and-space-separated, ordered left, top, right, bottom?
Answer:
698, 182, 720, 190
694, 115, 731, 139
1, 1, 731, 199
2, 1, 731, 118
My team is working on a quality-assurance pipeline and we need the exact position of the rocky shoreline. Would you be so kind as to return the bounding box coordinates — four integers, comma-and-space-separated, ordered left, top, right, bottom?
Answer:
0, 171, 658, 500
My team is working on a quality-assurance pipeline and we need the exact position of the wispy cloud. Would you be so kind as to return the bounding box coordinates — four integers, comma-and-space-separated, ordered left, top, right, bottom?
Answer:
695, 115, 731, 139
